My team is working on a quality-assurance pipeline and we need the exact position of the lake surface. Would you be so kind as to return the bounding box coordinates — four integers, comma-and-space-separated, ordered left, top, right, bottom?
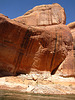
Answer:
0, 90, 75, 100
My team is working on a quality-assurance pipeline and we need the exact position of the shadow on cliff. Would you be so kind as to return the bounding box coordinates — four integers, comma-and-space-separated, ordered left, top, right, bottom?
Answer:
0, 70, 27, 77
0, 71, 14, 77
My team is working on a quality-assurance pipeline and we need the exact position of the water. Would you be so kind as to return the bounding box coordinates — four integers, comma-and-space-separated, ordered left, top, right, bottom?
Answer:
0, 90, 75, 100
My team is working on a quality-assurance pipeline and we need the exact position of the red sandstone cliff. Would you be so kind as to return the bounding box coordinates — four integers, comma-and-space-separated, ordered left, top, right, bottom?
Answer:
0, 3, 75, 95
0, 3, 74, 77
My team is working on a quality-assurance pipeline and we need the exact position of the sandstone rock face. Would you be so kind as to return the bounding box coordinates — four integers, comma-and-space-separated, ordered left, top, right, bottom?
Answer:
0, 14, 27, 76
0, 4, 73, 77
31, 25, 72, 75
67, 22, 75, 76
56, 50, 75, 77
68, 22, 75, 50
56, 22, 75, 77
14, 3, 66, 26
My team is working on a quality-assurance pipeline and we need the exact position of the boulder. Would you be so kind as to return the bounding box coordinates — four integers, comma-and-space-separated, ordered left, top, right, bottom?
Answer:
13, 3, 66, 26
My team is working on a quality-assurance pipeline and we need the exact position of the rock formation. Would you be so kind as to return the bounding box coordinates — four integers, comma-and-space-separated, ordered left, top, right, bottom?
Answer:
56, 22, 75, 77
14, 3, 66, 26
0, 3, 73, 77
68, 22, 75, 50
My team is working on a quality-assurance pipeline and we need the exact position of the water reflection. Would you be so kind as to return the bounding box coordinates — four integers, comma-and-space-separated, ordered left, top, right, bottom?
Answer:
0, 90, 75, 100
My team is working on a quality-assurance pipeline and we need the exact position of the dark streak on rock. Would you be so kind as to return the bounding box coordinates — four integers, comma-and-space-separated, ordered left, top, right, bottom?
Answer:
21, 30, 31, 49
14, 52, 24, 74
4, 40, 13, 44
50, 31, 57, 74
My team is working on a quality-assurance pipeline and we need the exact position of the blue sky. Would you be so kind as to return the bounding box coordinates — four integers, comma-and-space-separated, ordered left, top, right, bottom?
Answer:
0, 0, 75, 25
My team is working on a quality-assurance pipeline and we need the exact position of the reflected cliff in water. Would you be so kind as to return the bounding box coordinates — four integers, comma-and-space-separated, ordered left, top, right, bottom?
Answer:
0, 90, 75, 100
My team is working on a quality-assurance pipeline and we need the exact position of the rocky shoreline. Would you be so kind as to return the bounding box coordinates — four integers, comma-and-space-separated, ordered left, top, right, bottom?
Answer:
0, 74, 75, 94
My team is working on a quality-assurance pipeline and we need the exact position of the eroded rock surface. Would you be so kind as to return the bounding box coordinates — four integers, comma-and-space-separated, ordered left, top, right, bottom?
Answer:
68, 22, 75, 50
0, 3, 73, 77
56, 22, 75, 77
13, 3, 66, 26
